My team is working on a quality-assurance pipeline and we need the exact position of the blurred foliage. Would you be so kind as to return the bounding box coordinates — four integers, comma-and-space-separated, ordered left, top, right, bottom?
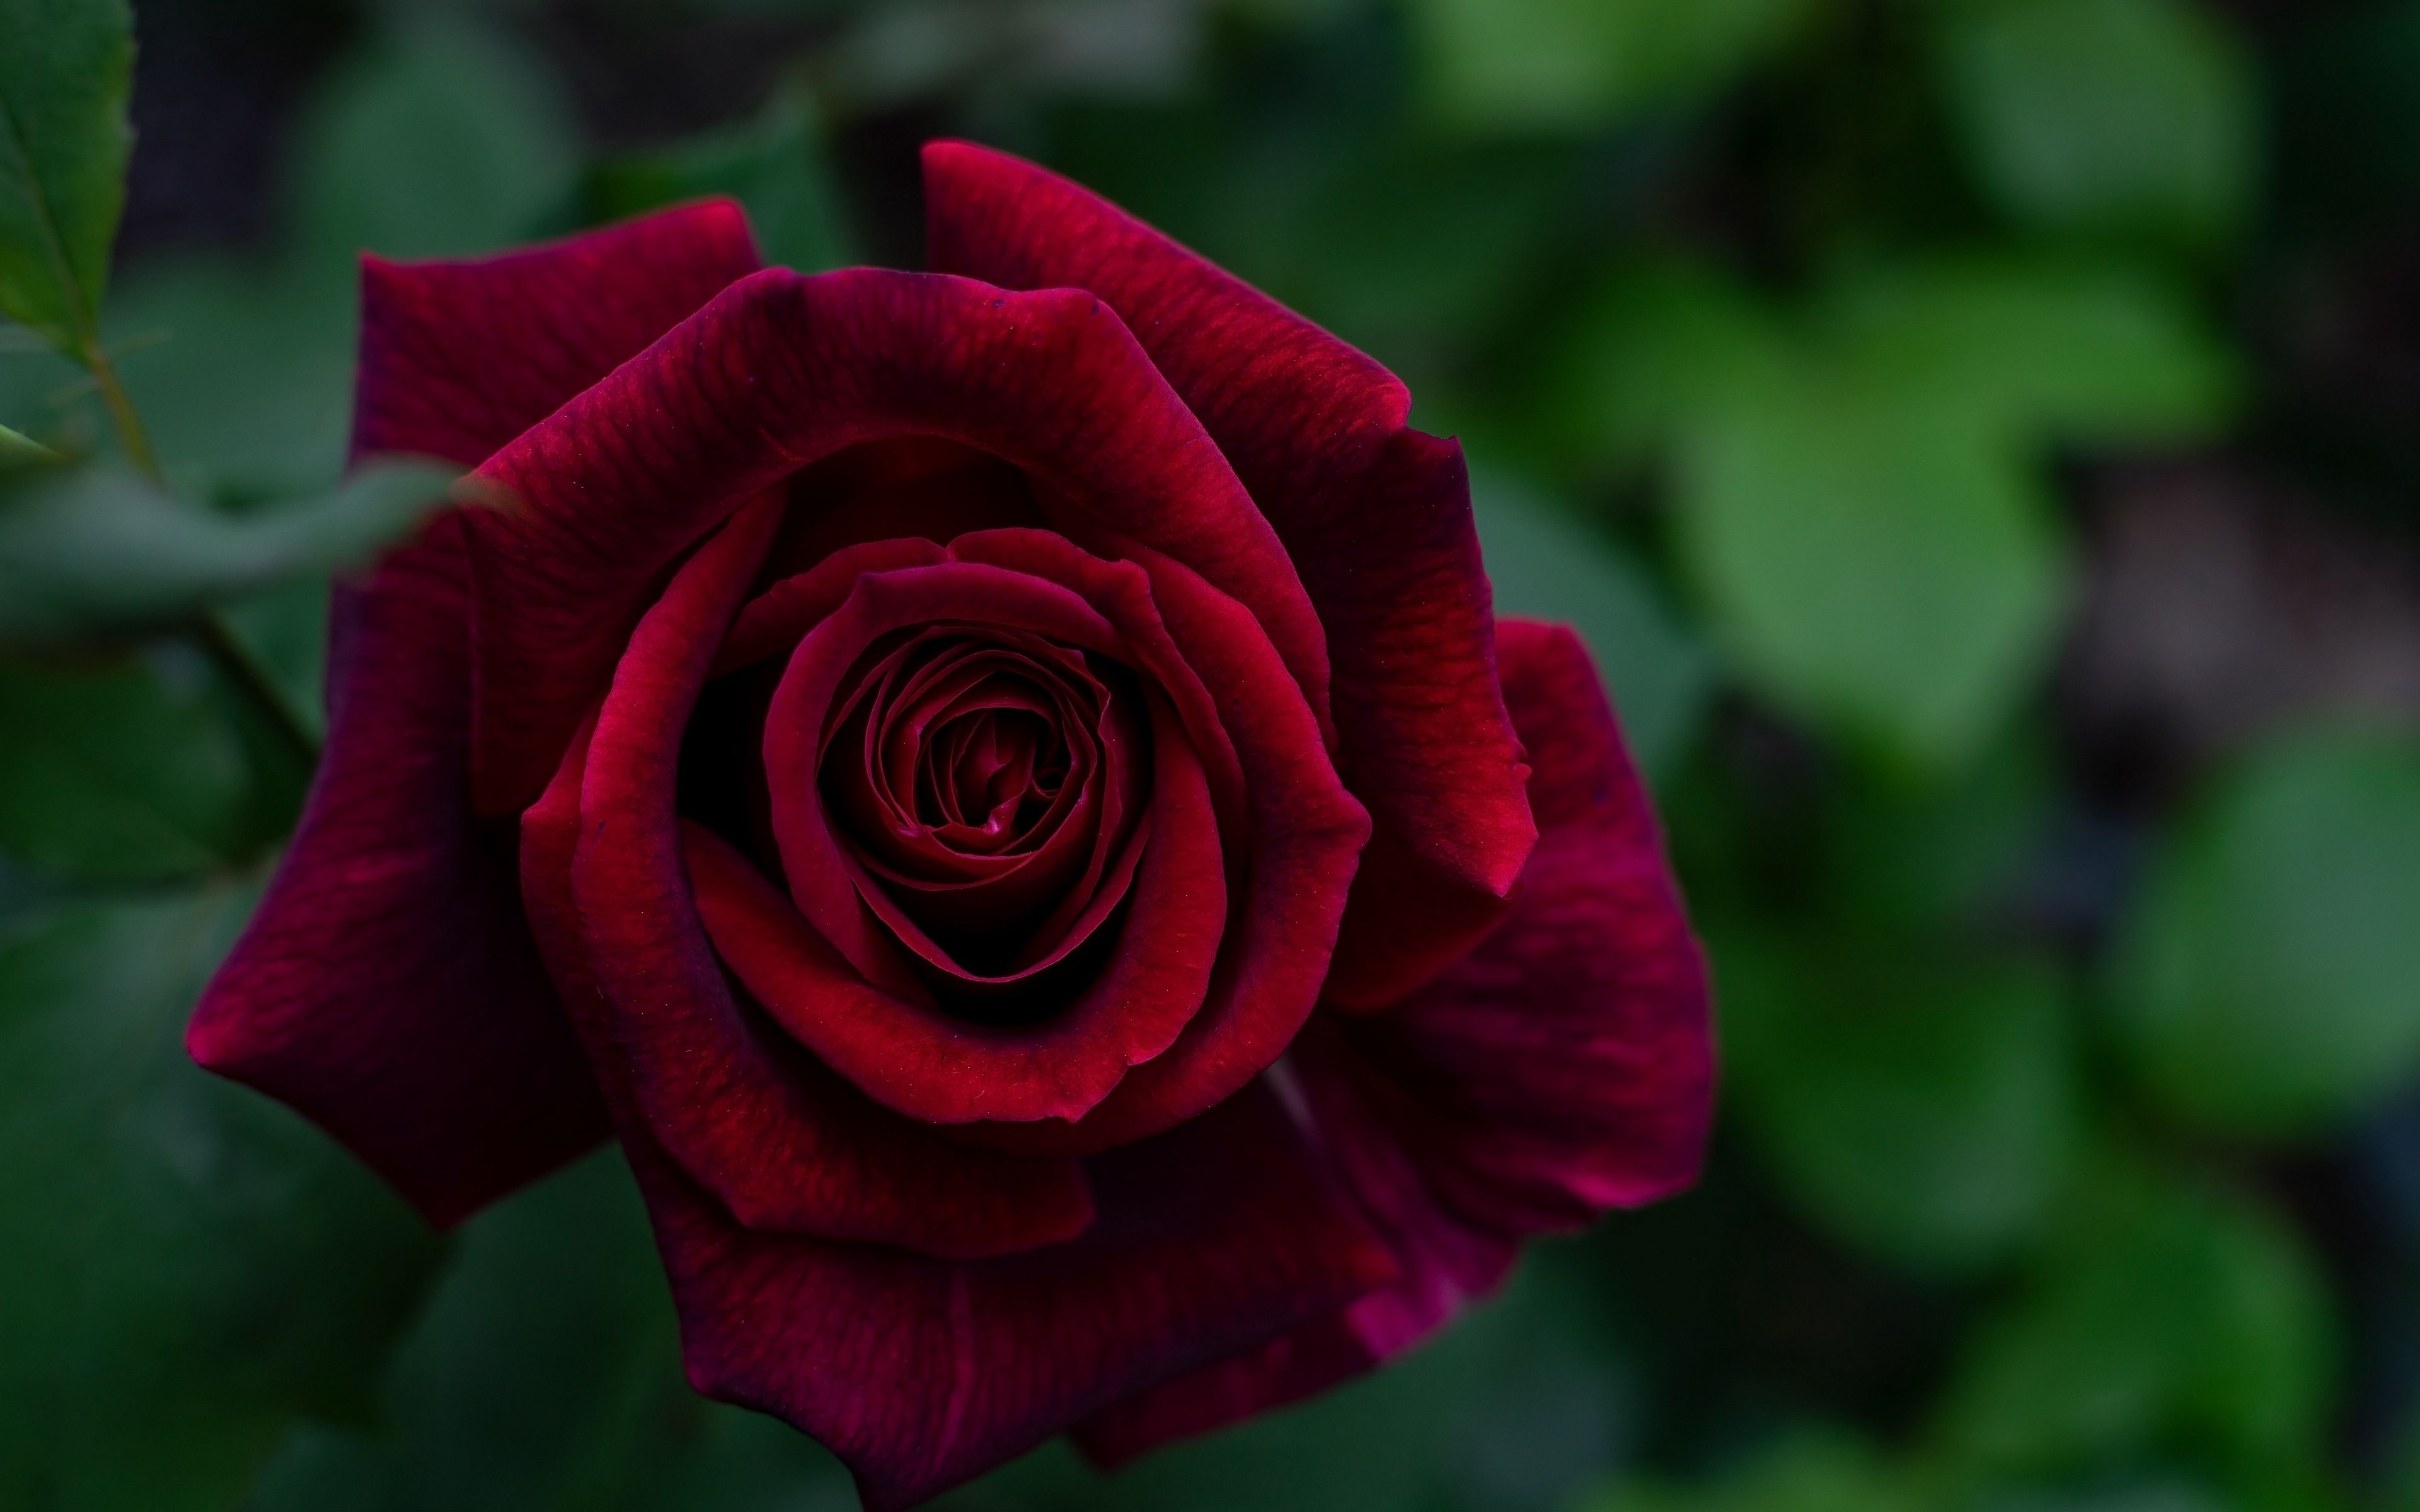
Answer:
4, 0, 2420, 1509
1934, 0, 2257, 248
0, 0, 134, 358
2109, 724, 2420, 1140
0, 888, 442, 1509
0, 459, 455, 643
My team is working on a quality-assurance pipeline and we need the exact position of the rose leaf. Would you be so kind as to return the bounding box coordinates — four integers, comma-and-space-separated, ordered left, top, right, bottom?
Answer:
0, 0, 134, 359
0, 888, 446, 1508
1933, 1156, 2335, 1488
1409, 0, 1820, 133
1934, 0, 2257, 246
0, 457, 456, 646
0, 644, 297, 883
246, 1150, 857, 1510
2109, 723, 2420, 1140
1717, 928, 2087, 1274
0, 420, 59, 465
1674, 377, 2070, 774
292, 13, 580, 265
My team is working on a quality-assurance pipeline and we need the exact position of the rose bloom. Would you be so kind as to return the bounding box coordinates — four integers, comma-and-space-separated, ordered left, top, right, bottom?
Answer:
189, 144, 1714, 1508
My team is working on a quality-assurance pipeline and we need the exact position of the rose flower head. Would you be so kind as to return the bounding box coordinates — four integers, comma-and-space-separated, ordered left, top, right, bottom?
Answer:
187, 143, 1714, 1508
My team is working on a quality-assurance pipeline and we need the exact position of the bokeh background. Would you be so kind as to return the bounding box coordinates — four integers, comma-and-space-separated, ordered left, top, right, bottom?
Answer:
6, 0, 2420, 1508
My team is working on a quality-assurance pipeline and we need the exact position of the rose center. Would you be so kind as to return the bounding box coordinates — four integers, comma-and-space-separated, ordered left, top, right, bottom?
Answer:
809, 625, 1151, 989
918, 704, 1066, 840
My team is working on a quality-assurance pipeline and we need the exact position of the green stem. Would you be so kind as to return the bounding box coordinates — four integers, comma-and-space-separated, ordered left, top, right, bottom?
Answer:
192, 611, 321, 771
83, 338, 159, 483
82, 338, 324, 769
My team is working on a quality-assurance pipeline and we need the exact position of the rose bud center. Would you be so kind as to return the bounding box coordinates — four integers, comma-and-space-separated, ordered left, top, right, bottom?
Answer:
817, 626, 1151, 1004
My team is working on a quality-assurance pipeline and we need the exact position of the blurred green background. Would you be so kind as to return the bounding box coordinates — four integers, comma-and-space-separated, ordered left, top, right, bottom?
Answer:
6, 0, 2420, 1508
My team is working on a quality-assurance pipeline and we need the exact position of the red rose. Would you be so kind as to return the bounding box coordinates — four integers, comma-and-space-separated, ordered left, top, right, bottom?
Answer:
188, 143, 1713, 1506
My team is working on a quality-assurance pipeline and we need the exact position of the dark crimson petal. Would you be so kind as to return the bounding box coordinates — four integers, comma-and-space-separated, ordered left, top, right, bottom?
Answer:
827, 633, 1141, 963
188, 515, 607, 1227
921, 141, 1533, 1007
462, 266, 1328, 815
760, 561, 1135, 997
355, 199, 761, 466
944, 537, 1250, 844
540, 496, 1092, 1257
1074, 1037, 1518, 1467
187, 205, 761, 1226
717, 536, 951, 676
637, 1079, 1397, 1511
761, 438, 1048, 590
1073, 619, 1714, 1460
1365, 619, 1714, 1226
943, 532, 1369, 1152
691, 680, 1219, 1124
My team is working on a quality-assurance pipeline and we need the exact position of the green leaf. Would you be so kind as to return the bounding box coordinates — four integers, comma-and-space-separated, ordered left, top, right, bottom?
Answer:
0, 420, 57, 464
1546, 254, 2232, 770
105, 254, 359, 496
1935, 1158, 2334, 1484
0, 0, 134, 356
253, 1150, 851, 1512
1983, 1479, 2232, 1512
1935, 0, 2257, 245
1719, 931, 2084, 1271
294, 14, 580, 263
588, 89, 856, 273
1470, 466, 1717, 782
1537, 256, 1794, 475
1410, 0, 1820, 132
0, 888, 446, 1511
1822, 257, 2238, 448
1580, 1430, 1923, 1512
0, 645, 285, 882
0, 459, 455, 645
2109, 724, 2420, 1138
1824, 731, 2055, 931
1675, 378, 2069, 770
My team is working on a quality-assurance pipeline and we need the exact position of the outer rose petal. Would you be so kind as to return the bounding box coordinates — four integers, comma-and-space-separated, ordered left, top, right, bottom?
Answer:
187, 517, 608, 1227
462, 266, 1328, 815
354, 198, 762, 466
1074, 619, 1714, 1462
538, 498, 1093, 1258
921, 140, 1534, 1007
189, 200, 763, 1226
635, 1079, 1397, 1511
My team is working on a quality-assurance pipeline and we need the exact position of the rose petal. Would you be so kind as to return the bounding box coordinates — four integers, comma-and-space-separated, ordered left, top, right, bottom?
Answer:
355, 199, 761, 466
541, 496, 1093, 1257
1072, 618, 1714, 1460
942, 532, 1370, 1152
921, 141, 1533, 1007
718, 536, 951, 676
187, 515, 608, 1228
760, 561, 1136, 998
638, 1079, 1397, 1511
463, 267, 1326, 816
1074, 1041, 1518, 1468
187, 204, 762, 1226
760, 437, 1048, 581
826, 631, 1142, 968
1356, 620, 1714, 1225
691, 685, 1219, 1124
